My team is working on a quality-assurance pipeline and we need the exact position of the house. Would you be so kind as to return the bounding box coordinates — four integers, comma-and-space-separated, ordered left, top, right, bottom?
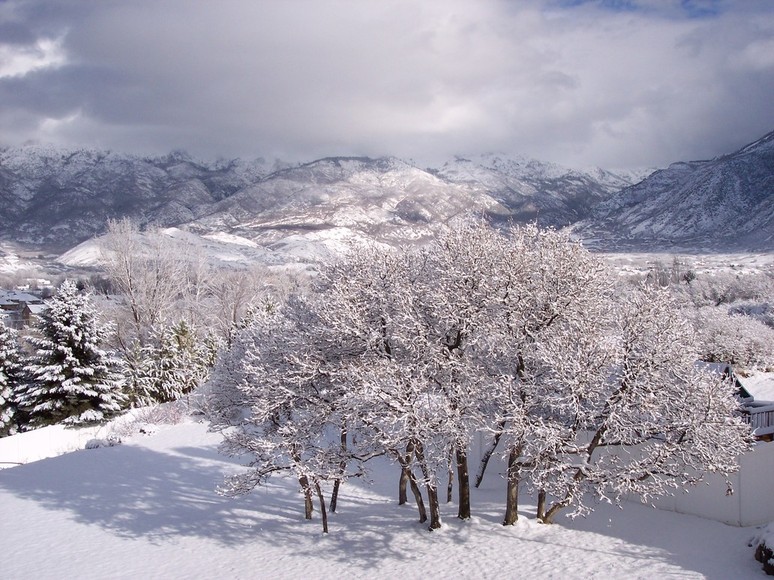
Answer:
0, 290, 44, 329
696, 361, 774, 440
737, 371, 774, 440
21, 303, 48, 327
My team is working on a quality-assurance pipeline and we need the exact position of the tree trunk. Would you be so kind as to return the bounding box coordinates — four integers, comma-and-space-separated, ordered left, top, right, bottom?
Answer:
330, 428, 348, 513
475, 420, 505, 488
503, 445, 521, 526
314, 481, 329, 534
537, 489, 547, 522
446, 447, 454, 503
395, 442, 427, 523
330, 479, 342, 514
399, 467, 410, 506
299, 474, 314, 520
408, 469, 428, 524
415, 440, 441, 530
542, 480, 579, 524
427, 484, 442, 531
456, 447, 471, 520
542, 423, 607, 523
398, 440, 416, 505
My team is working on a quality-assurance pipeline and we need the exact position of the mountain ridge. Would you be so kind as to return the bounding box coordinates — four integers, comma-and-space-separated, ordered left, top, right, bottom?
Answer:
2, 129, 773, 261
572, 129, 774, 251
0, 147, 642, 253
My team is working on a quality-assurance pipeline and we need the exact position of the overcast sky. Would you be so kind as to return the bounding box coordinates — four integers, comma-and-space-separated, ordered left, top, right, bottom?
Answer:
1, 0, 773, 169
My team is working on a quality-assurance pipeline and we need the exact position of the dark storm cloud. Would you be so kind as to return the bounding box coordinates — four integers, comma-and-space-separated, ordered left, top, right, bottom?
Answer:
1, 0, 773, 168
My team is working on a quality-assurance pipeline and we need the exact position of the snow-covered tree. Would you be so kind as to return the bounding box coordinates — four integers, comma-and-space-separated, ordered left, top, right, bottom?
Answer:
209, 296, 370, 533
528, 285, 753, 523
130, 320, 215, 406
693, 306, 774, 370
685, 271, 774, 308
206, 221, 753, 533
16, 280, 126, 428
474, 224, 613, 525
0, 321, 24, 436
99, 218, 188, 342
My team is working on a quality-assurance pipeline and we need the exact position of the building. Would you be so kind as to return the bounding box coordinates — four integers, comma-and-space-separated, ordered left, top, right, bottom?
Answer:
0, 290, 45, 329
738, 371, 774, 440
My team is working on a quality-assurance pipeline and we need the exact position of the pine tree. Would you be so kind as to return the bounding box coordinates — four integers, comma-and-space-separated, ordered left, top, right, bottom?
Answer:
17, 280, 126, 428
132, 320, 213, 406
0, 321, 24, 436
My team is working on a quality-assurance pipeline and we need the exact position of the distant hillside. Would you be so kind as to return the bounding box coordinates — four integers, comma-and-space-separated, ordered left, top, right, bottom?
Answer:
4, 131, 773, 259
573, 130, 774, 251
0, 147, 270, 251
0, 147, 639, 254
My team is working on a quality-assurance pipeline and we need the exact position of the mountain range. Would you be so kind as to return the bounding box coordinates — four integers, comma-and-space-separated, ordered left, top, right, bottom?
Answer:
0, 130, 772, 267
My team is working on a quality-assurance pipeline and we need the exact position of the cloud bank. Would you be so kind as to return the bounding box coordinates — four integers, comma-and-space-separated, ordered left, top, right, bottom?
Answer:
1, 0, 773, 169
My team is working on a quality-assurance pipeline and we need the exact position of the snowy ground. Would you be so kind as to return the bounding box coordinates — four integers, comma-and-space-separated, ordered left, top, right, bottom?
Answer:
0, 418, 767, 579
599, 251, 774, 278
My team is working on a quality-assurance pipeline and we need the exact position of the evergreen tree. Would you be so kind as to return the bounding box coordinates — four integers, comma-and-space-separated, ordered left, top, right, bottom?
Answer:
17, 280, 126, 428
132, 320, 213, 406
0, 321, 24, 436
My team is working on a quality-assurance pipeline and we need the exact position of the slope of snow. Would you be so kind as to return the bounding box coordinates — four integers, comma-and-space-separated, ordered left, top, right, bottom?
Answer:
57, 238, 104, 267
574, 129, 774, 251
202, 232, 259, 248
57, 228, 285, 269
0, 418, 765, 579
0, 248, 33, 273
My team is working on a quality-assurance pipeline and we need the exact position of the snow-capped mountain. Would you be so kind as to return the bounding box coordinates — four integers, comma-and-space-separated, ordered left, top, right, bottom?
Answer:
573, 131, 774, 251
434, 154, 650, 228
180, 154, 650, 256
0, 148, 643, 257
0, 146, 271, 250
4, 130, 773, 261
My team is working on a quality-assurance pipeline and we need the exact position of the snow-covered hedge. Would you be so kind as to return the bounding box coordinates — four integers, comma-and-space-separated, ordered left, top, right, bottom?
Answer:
754, 522, 774, 575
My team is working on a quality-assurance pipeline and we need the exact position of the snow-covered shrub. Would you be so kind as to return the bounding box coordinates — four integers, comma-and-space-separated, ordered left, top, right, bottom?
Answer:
694, 306, 774, 370
687, 272, 774, 307
729, 302, 774, 329
85, 435, 122, 449
105, 399, 190, 439
754, 522, 774, 575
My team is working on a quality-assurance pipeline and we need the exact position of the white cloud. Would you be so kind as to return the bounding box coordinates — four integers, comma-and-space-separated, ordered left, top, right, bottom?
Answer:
0, 36, 65, 78
0, 0, 772, 169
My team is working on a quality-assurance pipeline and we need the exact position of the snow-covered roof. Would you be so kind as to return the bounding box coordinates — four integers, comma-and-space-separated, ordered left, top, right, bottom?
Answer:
0, 290, 41, 304
24, 303, 48, 315
738, 372, 774, 404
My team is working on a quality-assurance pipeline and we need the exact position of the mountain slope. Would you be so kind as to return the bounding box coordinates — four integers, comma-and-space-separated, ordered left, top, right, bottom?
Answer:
435, 154, 648, 228
0, 147, 270, 250
188, 155, 644, 253
573, 131, 774, 251
0, 148, 641, 255
190, 156, 506, 248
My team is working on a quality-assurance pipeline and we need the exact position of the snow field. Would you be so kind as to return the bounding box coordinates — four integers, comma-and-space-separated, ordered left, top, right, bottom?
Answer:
0, 420, 765, 579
